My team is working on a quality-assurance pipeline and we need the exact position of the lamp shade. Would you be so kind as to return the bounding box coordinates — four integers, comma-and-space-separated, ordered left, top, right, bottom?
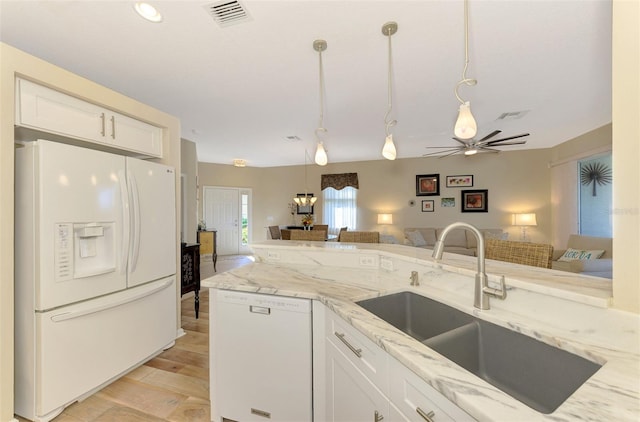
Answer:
382, 134, 397, 160
377, 213, 393, 225
513, 213, 537, 226
454, 102, 477, 140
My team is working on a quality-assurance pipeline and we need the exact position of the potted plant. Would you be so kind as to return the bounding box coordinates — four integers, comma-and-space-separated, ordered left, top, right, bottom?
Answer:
301, 214, 314, 228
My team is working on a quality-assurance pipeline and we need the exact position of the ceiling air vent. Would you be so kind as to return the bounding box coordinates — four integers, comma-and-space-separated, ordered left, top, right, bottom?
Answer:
203, 0, 251, 27
496, 110, 530, 120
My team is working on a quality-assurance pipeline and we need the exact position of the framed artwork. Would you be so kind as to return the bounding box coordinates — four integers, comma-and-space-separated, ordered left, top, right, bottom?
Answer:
296, 193, 315, 215
461, 189, 488, 212
441, 197, 455, 207
421, 200, 434, 212
416, 174, 440, 196
446, 175, 474, 188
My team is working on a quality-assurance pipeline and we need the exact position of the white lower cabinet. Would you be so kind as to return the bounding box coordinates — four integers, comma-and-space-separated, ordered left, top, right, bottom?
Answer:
322, 305, 474, 422
389, 358, 475, 422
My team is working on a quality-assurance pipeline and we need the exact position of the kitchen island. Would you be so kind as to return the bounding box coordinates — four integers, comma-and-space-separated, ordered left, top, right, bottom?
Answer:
202, 240, 639, 421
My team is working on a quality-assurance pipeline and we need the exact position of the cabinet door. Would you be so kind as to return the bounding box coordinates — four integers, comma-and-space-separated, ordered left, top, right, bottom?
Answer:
326, 340, 389, 422
16, 78, 105, 142
110, 111, 162, 157
389, 357, 475, 422
198, 231, 213, 255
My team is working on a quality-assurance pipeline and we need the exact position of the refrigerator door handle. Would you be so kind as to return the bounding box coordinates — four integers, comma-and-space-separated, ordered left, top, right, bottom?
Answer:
50, 279, 173, 322
128, 172, 142, 273
118, 170, 130, 275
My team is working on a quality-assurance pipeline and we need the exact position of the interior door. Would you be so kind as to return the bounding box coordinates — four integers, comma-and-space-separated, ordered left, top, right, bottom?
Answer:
204, 187, 240, 255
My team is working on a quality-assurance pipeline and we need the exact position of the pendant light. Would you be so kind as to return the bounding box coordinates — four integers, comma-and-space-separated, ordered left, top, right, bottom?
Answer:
453, 0, 478, 140
381, 22, 398, 160
293, 150, 317, 206
313, 40, 329, 166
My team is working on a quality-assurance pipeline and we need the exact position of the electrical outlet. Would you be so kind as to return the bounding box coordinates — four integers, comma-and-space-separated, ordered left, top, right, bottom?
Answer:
267, 251, 280, 260
380, 257, 394, 271
359, 255, 377, 267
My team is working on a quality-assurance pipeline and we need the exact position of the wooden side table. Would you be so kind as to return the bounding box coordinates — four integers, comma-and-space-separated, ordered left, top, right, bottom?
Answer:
180, 242, 201, 318
197, 230, 217, 272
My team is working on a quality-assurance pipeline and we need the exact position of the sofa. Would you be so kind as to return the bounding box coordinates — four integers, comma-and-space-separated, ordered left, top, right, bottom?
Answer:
551, 234, 612, 278
404, 227, 506, 256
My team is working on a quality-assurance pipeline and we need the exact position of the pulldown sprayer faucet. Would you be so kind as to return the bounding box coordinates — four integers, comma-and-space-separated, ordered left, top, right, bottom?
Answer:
432, 222, 507, 310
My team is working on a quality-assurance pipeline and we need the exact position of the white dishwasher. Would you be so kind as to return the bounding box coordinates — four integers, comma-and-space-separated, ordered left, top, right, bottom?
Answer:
210, 289, 313, 422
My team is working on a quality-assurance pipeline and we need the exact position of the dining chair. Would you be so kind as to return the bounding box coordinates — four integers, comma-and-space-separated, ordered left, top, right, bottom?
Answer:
339, 231, 380, 243
337, 227, 348, 241
290, 230, 326, 241
268, 225, 281, 240
281, 229, 292, 240
312, 224, 329, 240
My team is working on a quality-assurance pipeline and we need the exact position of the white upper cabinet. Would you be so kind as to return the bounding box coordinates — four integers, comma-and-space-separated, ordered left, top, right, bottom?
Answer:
15, 78, 162, 158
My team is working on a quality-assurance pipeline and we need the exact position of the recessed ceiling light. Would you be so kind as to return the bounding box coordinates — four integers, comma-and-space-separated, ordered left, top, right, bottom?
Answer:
134, 2, 163, 23
233, 159, 246, 167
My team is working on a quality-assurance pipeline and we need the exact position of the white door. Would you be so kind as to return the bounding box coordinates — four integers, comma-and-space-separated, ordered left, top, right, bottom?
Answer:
125, 158, 176, 287
204, 187, 241, 255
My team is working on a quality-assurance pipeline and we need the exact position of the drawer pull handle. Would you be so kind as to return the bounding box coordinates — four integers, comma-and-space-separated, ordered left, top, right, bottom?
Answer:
334, 331, 362, 358
416, 407, 435, 422
100, 113, 106, 136
250, 305, 270, 315
374, 410, 384, 422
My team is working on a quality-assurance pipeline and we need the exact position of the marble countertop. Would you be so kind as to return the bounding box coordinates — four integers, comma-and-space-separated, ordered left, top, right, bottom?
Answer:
202, 241, 640, 421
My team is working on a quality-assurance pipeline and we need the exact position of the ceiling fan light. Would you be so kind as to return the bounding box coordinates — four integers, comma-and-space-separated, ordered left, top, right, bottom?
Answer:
464, 147, 478, 156
315, 142, 328, 166
454, 102, 477, 140
382, 134, 397, 160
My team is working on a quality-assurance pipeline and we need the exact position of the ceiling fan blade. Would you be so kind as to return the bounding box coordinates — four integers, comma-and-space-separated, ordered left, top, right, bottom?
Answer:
422, 148, 462, 157
486, 140, 527, 146
478, 146, 502, 153
485, 133, 530, 145
438, 149, 465, 158
424, 146, 466, 149
476, 130, 502, 143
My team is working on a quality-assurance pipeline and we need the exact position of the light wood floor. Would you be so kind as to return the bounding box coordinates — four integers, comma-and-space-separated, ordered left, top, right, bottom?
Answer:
17, 256, 252, 422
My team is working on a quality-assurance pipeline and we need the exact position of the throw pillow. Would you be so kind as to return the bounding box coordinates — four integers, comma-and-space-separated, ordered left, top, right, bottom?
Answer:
406, 230, 427, 247
557, 248, 605, 262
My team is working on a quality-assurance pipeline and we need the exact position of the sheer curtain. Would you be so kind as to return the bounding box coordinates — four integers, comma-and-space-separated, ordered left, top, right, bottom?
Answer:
322, 187, 357, 234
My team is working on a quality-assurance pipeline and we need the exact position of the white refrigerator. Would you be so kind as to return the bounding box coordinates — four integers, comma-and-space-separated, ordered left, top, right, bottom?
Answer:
15, 140, 177, 422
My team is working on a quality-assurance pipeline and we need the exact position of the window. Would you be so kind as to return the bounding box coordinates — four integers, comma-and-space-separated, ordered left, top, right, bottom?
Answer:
578, 153, 612, 237
323, 187, 357, 232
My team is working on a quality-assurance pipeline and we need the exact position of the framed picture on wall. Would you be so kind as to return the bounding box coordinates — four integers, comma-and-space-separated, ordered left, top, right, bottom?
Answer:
421, 200, 434, 212
296, 193, 315, 214
441, 197, 455, 207
446, 175, 473, 188
416, 174, 440, 196
461, 189, 488, 212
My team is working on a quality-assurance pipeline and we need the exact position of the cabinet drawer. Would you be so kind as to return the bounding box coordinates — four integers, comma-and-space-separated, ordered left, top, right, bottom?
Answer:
389, 357, 475, 422
325, 308, 388, 393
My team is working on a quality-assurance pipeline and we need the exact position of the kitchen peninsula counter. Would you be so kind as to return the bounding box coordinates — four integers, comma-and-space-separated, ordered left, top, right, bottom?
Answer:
202, 241, 640, 421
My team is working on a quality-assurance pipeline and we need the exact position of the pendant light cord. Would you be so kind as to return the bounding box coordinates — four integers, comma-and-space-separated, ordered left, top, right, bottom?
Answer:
455, 0, 477, 104
315, 47, 327, 141
384, 28, 397, 136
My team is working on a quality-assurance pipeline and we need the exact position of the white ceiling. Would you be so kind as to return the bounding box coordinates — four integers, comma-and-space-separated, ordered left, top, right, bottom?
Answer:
0, 0, 612, 167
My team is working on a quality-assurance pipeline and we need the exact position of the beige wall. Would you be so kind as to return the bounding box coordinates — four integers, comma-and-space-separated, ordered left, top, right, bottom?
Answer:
550, 124, 612, 248
0, 43, 181, 421
199, 148, 553, 245
612, 0, 639, 313
181, 139, 198, 244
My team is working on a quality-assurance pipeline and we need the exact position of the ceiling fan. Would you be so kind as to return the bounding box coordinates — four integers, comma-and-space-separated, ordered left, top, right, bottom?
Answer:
422, 130, 530, 158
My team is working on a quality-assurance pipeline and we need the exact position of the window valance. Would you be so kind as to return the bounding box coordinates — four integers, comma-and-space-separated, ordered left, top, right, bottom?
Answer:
321, 173, 359, 191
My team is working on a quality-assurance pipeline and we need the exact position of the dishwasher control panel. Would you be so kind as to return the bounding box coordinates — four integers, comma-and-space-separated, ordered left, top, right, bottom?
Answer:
216, 289, 311, 313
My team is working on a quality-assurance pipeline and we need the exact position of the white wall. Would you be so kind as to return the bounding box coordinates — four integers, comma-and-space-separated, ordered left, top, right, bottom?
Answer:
181, 139, 198, 244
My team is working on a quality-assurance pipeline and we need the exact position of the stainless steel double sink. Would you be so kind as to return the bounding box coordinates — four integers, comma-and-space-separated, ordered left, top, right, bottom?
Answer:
356, 291, 602, 414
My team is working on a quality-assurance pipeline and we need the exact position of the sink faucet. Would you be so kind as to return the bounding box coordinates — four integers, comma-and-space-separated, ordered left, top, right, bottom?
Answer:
432, 222, 506, 310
